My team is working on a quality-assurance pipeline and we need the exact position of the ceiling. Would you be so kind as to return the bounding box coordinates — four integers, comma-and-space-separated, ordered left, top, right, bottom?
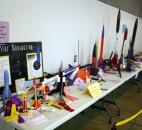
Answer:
98, 0, 142, 18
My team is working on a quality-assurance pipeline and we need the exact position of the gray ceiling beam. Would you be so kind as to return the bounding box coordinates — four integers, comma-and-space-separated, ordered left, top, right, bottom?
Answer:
98, 0, 142, 18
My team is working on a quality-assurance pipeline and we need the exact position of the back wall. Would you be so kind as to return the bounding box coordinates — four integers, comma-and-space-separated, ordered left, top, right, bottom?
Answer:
0, 0, 142, 73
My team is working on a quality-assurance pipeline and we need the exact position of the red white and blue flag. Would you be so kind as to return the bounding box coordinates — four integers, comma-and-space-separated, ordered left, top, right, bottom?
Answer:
100, 25, 105, 65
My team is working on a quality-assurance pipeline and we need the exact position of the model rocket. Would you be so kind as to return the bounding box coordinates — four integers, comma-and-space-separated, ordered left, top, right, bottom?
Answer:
22, 90, 27, 112
110, 9, 122, 77
116, 10, 121, 34
130, 18, 138, 59
126, 49, 132, 72
0, 70, 12, 114
114, 9, 121, 52
58, 61, 64, 96
32, 79, 40, 109
120, 27, 128, 68
91, 41, 99, 75
92, 42, 98, 67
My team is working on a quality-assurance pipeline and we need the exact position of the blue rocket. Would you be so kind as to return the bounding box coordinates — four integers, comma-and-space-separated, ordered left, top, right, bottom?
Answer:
0, 70, 12, 114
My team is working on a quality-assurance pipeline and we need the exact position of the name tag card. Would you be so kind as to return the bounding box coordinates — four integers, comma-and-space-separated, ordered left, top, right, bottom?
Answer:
87, 82, 102, 99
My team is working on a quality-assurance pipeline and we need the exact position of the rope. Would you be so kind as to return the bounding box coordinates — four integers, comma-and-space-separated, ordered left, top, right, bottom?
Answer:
112, 108, 142, 129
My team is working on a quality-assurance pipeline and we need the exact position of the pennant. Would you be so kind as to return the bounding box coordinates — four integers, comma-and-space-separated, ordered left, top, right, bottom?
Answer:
100, 25, 105, 65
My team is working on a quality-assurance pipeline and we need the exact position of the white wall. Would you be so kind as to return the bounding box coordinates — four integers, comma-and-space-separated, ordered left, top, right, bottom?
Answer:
0, 0, 142, 73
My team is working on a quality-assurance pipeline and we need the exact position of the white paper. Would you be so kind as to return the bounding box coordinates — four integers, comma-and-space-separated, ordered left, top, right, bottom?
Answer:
15, 78, 25, 95
0, 56, 11, 87
26, 53, 43, 80
30, 114, 48, 125
23, 110, 48, 126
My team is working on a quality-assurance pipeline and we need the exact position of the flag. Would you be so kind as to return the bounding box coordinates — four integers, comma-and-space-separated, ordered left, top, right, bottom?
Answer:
100, 25, 105, 65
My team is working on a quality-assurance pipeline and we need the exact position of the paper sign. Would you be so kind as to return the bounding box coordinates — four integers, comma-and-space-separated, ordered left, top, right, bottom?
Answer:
87, 82, 102, 98
0, 21, 9, 43
15, 78, 25, 95
29, 114, 48, 125
0, 56, 11, 87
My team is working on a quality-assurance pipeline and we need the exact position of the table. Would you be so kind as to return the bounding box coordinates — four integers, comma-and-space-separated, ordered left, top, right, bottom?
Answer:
1, 64, 142, 130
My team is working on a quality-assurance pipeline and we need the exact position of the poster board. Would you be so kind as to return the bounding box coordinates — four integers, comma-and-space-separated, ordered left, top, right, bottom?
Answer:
0, 42, 43, 94
0, 21, 9, 43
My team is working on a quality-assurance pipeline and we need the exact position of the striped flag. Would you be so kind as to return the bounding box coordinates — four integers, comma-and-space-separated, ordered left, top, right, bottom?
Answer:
100, 25, 105, 65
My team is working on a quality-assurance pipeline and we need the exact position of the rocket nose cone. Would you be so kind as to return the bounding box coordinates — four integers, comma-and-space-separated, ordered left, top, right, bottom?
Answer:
4, 70, 9, 86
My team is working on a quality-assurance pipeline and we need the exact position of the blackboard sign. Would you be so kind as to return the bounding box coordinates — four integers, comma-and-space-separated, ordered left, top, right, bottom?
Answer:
0, 42, 43, 94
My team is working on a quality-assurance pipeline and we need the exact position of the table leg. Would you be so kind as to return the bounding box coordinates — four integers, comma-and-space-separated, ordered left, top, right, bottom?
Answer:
103, 92, 120, 116
92, 98, 112, 124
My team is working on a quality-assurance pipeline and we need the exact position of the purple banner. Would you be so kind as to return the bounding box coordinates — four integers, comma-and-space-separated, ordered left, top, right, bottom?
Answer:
0, 21, 9, 43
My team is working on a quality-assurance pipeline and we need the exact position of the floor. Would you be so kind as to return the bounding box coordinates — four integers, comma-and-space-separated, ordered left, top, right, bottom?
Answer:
56, 77, 142, 130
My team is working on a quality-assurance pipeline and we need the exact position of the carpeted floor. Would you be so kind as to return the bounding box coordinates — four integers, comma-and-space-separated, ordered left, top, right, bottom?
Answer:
55, 78, 142, 130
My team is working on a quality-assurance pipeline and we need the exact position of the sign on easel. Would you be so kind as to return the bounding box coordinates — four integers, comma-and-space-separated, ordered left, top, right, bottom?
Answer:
87, 82, 102, 99
0, 21, 9, 43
